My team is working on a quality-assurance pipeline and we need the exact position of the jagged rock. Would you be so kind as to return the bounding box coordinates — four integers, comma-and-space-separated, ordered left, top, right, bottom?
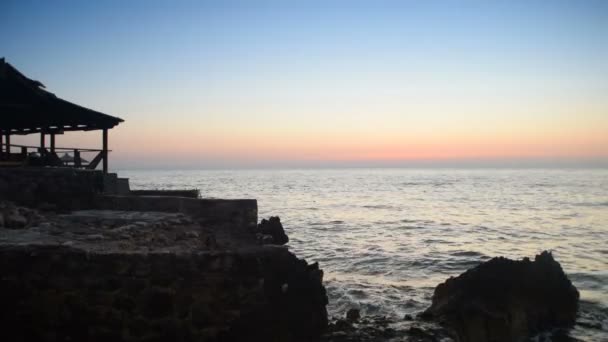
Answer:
1, 201, 42, 229
37, 202, 58, 212
222, 251, 328, 341
422, 251, 579, 342
257, 216, 289, 245
346, 308, 361, 322
322, 315, 453, 342
4, 210, 27, 229
256, 233, 275, 245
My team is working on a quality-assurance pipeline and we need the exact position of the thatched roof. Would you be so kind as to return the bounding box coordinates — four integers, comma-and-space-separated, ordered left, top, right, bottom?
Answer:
0, 58, 123, 134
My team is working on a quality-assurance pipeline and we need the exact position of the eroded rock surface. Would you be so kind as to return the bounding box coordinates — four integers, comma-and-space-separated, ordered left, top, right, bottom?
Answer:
0, 201, 43, 229
0, 202, 328, 342
422, 251, 579, 342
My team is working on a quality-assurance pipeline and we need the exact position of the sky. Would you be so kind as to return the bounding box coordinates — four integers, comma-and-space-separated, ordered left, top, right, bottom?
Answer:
2, 0, 607, 168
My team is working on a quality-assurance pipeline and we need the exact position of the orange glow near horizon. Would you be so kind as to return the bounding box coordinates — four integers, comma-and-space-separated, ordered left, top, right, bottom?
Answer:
11, 107, 608, 167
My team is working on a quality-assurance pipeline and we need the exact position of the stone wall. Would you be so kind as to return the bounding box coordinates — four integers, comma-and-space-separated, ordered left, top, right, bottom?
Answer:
97, 195, 258, 235
0, 168, 105, 210
0, 245, 327, 342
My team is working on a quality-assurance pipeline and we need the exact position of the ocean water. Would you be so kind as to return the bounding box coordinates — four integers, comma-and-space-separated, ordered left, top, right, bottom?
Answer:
120, 168, 608, 340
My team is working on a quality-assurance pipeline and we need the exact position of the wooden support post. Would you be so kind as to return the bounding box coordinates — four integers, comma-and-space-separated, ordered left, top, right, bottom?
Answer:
50, 134, 56, 154
5, 133, 10, 155
74, 150, 81, 168
40, 133, 46, 155
102, 128, 108, 173
0, 130, 3, 157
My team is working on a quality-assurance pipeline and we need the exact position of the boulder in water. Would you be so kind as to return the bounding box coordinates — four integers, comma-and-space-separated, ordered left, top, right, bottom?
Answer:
422, 251, 579, 342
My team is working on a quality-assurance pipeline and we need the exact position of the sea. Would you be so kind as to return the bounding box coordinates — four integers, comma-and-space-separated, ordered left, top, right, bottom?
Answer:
120, 168, 608, 341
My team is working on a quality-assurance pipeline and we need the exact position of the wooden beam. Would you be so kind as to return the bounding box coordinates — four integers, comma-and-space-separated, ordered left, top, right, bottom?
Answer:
40, 133, 45, 153
5, 133, 10, 155
9, 126, 92, 135
87, 151, 104, 170
102, 128, 108, 173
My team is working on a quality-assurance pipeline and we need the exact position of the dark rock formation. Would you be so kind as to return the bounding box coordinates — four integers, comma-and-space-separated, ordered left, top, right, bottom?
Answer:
346, 308, 360, 322
422, 251, 579, 342
257, 216, 289, 245
0, 245, 328, 342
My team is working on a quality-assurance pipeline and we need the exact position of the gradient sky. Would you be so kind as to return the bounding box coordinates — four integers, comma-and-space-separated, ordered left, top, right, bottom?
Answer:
2, 0, 607, 168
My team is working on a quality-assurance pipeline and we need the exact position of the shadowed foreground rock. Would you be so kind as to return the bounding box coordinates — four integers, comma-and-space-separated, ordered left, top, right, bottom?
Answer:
0, 204, 327, 342
422, 251, 579, 342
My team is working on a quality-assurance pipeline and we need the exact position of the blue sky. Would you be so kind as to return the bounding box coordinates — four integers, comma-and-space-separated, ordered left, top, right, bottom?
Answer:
2, 0, 607, 168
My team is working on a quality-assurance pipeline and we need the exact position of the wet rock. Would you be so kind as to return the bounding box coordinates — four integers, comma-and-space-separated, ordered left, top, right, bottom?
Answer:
332, 319, 354, 332
346, 308, 361, 322
408, 326, 436, 340
257, 216, 289, 245
422, 251, 579, 342
84, 234, 105, 241
404, 314, 414, 321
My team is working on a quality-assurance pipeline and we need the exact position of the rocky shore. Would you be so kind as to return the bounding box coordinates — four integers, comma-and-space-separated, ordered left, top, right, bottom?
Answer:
1, 199, 582, 341
322, 251, 580, 342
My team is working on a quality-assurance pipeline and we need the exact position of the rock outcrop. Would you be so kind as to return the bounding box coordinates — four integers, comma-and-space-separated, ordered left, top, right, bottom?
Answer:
422, 251, 579, 342
322, 314, 454, 342
257, 216, 289, 245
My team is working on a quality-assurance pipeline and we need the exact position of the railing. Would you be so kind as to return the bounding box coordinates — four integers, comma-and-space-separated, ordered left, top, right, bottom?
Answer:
0, 144, 111, 170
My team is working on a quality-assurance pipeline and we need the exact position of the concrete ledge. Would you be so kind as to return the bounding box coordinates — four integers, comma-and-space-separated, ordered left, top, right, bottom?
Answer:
97, 195, 258, 234
131, 189, 199, 198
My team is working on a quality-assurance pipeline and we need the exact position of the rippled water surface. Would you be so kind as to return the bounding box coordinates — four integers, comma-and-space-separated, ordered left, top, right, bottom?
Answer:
121, 168, 608, 340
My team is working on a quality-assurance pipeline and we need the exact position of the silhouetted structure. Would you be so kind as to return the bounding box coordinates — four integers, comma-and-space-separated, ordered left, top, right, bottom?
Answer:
0, 58, 123, 173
